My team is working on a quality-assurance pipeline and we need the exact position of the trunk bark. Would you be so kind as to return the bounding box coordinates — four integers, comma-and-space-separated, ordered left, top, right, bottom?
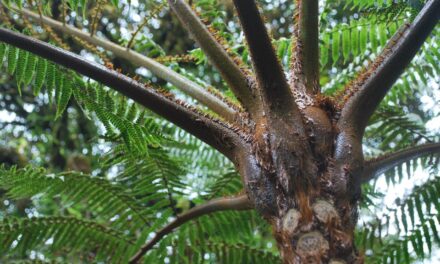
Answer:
237, 102, 365, 264
273, 198, 361, 263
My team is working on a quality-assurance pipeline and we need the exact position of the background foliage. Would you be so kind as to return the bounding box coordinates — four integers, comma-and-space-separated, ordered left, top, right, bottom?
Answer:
0, 0, 439, 263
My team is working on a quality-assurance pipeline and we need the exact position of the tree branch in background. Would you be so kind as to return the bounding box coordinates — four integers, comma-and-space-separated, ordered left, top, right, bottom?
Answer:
290, 0, 319, 94
339, 0, 440, 137
232, 0, 299, 117
168, 0, 258, 116
362, 142, 440, 183
129, 195, 253, 263
17, 7, 238, 123
0, 28, 246, 160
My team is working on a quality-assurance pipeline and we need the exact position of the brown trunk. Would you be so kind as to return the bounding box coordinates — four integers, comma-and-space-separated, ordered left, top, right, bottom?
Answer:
273, 198, 361, 263
237, 99, 365, 264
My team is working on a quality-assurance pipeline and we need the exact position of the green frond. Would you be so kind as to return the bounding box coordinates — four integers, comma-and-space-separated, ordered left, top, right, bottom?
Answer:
367, 214, 439, 264
0, 43, 6, 63
320, 18, 402, 69
364, 104, 439, 186
7, 45, 18, 75
205, 171, 242, 199
33, 58, 47, 96
0, 40, 166, 153
366, 106, 429, 151
144, 210, 275, 264
72, 81, 165, 153
0, 216, 133, 262
0, 165, 150, 233
112, 147, 185, 214
201, 240, 279, 264
359, 175, 440, 263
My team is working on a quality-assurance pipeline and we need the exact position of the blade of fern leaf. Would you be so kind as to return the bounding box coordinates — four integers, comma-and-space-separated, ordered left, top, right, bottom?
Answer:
24, 52, 37, 85
15, 49, 28, 95
54, 72, 64, 115
422, 223, 432, 253
45, 62, 56, 102
342, 25, 351, 62
56, 74, 72, 119
0, 43, 6, 64
33, 58, 47, 96
7, 44, 18, 75
332, 30, 340, 65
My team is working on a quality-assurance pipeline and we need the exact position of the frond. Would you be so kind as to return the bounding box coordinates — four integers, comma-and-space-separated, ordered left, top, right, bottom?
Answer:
0, 41, 73, 118
142, 209, 277, 264
0, 216, 133, 262
106, 146, 186, 216
205, 171, 243, 199
0, 40, 167, 154
73, 80, 166, 153
365, 106, 430, 152
358, 175, 440, 263
321, 18, 402, 68
0, 165, 150, 233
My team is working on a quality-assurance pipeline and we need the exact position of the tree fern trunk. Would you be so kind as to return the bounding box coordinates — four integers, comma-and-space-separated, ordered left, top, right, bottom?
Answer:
273, 198, 361, 263
238, 103, 365, 264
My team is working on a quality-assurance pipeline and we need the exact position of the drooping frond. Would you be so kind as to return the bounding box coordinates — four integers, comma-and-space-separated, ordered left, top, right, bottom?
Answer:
132, 208, 272, 263
365, 106, 431, 152
358, 175, 440, 263
362, 141, 440, 184
73, 81, 166, 153
0, 42, 73, 118
0, 165, 150, 233
0, 216, 133, 262
0, 40, 168, 154
109, 146, 186, 216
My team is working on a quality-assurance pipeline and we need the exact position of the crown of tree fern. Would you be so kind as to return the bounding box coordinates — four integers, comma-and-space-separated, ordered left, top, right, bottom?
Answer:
0, 0, 439, 263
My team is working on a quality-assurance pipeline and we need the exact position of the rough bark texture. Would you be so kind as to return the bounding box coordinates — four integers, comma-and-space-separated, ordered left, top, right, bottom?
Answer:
236, 100, 363, 263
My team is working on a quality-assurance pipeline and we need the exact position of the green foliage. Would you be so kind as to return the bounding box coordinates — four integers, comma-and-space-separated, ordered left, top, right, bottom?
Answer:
72, 81, 166, 154
366, 106, 429, 152
0, 0, 438, 263
358, 176, 440, 264
0, 216, 133, 262
0, 165, 150, 233
321, 18, 401, 67
146, 210, 278, 264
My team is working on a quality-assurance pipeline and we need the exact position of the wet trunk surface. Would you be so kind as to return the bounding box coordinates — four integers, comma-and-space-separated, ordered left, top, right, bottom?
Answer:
237, 102, 364, 264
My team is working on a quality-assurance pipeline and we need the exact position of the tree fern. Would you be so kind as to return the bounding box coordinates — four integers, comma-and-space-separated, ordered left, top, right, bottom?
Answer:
0, 0, 438, 263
